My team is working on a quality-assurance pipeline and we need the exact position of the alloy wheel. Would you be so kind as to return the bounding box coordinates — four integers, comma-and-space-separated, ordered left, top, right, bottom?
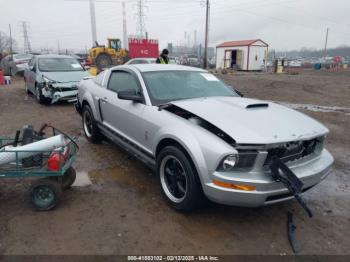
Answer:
83, 110, 93, 138
160, 155, 188, 203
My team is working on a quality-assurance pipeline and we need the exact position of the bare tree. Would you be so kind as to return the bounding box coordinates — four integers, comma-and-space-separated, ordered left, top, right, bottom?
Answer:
0, 31, 17, 54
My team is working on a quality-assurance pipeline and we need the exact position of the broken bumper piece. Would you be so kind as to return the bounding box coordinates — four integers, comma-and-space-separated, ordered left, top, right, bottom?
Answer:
51, 90, 78, 104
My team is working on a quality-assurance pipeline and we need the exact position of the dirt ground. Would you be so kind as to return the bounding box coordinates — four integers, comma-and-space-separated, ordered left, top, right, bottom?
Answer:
0, 70, 349, 255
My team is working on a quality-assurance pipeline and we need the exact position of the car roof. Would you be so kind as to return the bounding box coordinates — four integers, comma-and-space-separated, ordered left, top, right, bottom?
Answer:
118, 64, 207, 72
129, 58, 155, 60
36, 54, 74, 59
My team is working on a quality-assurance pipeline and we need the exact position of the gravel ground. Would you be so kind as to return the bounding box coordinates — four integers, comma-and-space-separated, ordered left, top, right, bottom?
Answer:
0, 71, 349, 255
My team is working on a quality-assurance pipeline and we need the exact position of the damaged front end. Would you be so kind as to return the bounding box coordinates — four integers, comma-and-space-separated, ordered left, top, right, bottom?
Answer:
42, 76, 79, 104
161, 102, 333, 213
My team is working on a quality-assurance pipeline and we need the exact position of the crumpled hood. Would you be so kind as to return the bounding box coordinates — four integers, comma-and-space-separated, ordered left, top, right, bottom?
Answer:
171, 97, 329, 144
42, 71, 88, 83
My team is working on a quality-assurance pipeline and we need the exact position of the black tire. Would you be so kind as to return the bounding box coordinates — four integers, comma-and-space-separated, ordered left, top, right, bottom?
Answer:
157, 145, 205, 212
62, 167, 77, 190
95, 53, 112, 70
35, 85, 46, 104
30, 178, 62, 211
49, 167, 77, 190
82, 105, 102, 143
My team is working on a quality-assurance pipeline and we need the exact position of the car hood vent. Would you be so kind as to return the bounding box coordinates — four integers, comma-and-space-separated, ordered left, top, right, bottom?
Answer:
246, 103, 269, 109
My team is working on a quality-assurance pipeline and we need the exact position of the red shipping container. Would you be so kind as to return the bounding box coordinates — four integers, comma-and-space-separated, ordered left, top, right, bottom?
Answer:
128, 38, 159, 59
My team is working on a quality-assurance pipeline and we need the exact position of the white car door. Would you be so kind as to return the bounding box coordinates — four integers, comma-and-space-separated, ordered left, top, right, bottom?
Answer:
25, 58, 37, 93
99, 69, 147, 148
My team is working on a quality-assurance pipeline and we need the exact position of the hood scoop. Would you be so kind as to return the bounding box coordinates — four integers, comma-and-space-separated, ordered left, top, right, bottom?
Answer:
246, 103, 269, 109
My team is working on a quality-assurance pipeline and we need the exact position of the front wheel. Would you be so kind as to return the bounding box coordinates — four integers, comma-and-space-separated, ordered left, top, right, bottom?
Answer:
30, 179, 62, 211
35, 85, 46, 104
82, 105, 102, 143
24, 80, 31, 94
157, 146, 205, 212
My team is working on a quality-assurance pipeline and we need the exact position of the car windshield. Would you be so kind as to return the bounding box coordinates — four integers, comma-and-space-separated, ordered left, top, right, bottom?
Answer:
38, 57, 84, 72
142, 71, 238, 105
14, 54, 33, 60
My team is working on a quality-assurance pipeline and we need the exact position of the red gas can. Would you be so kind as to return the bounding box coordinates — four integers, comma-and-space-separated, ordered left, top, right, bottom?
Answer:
0, 70, 5, 85
48, 146, 69, 171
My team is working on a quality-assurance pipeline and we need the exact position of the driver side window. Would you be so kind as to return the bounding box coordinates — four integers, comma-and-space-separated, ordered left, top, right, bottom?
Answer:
107, 71, 140, 93
28, 58, 36, 72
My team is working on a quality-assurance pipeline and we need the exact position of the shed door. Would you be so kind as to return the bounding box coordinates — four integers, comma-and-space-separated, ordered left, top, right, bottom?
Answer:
236, 50, 243, 69
224, 50, 231, 68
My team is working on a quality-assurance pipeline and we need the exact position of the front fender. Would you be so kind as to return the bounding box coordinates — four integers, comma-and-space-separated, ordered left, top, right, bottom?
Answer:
81, 89, 101, 122
153, 126, 208, 184
153, 125, 237, 185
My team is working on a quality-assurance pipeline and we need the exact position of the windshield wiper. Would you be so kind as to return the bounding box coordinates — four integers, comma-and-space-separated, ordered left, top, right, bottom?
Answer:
158, 103, 172, 111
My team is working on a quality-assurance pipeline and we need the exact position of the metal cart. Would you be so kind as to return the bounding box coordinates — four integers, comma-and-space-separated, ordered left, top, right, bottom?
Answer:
0, 124, 78, 211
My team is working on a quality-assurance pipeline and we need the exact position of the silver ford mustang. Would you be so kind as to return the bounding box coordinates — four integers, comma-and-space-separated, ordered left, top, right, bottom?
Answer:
76, 64, 334, 212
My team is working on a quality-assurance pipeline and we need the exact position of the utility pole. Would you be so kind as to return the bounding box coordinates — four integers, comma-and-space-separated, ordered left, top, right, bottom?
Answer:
324, 27, 329, 58
89, 0, 97, 46
57, 40, 60, 54
9, 24, 13, 59
203, 0, 209, 69
194, 30, 197, 47
122, 1, 128, 48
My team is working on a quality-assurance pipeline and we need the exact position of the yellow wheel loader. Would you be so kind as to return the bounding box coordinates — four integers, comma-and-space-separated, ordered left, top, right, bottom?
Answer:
88, 38, 128, 71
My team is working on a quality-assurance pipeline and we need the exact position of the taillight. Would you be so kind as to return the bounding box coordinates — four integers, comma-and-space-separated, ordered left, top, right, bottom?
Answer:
48, 146, 69, 171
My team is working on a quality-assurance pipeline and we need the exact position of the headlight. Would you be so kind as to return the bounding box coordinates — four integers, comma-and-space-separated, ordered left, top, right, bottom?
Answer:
42, 76, 55, 89
218, 150, 258, 171
222, 154, 238, 170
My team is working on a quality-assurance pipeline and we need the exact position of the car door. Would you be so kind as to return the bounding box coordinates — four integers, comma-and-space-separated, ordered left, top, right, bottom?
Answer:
26, 58, 37, 93
99, 69, 147, 148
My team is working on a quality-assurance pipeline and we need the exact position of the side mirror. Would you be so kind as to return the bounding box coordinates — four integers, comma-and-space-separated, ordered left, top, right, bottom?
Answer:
118, 89, 143, 103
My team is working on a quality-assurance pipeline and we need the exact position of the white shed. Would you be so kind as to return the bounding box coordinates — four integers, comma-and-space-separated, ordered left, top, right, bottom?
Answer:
216, 39, 268, 71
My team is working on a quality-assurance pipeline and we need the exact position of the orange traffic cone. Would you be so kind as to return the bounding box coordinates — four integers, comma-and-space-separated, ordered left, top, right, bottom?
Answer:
0, 70, 5, 85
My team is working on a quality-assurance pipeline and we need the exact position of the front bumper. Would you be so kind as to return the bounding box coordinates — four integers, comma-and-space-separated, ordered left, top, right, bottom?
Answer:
203, 149, 334, 207
51, 90, 78, 103
41, 87, 78, 104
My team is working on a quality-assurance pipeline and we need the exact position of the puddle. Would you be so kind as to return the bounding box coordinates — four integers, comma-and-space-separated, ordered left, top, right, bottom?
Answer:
88, 166, 156, 192
277, 102, 350, 114
73, 170, 92, 187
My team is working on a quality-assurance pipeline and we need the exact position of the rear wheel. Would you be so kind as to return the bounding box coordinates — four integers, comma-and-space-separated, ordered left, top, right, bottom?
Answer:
157, 146, 205, 212
30, 179, 62, 211
49, 167, 77, 190
82, 105, 102, 143
62, 167, 77, 190
95, 53, 112, 70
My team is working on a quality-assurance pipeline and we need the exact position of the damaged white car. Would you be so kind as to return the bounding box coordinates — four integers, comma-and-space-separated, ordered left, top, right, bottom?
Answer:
76, 64, 334, 212
24, 55, 88, 104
